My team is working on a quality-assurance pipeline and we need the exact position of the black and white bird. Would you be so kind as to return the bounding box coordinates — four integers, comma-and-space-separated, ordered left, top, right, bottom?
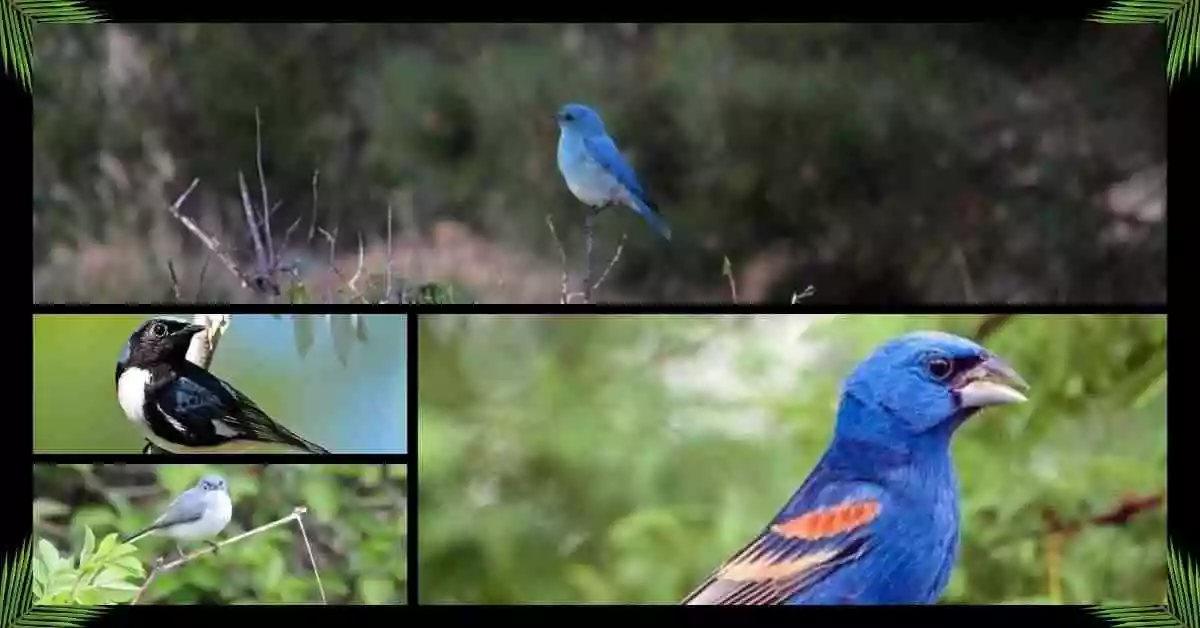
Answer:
116, 317, 331, 454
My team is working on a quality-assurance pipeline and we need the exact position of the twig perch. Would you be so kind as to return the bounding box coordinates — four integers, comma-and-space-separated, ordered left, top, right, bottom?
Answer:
130, 506, 324, 605
546, 212, 626, 304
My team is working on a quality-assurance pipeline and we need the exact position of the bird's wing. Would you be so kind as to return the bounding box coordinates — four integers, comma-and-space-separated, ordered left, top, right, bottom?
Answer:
151, 487, 209, 529
155, 367, 328, 453
682, 481, 886, 605
582, 134, 649, 200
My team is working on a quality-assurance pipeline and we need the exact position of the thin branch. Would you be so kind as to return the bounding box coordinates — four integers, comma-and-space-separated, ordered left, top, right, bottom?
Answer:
582, 209, 597, 303
237, 172, 269, 273
293, 510, 327, 604
591, 232, 627, 293
255, 107, 274, 265
165, 261, 182, 302
790, 285, 816, 303
953, 246, 977, 303
545, 215, 571, 304
131, 507, 319, 605
162, 178, 255, 290
386, 204, 394, 303
309, 170, 320, 244
193, 254, 211, 302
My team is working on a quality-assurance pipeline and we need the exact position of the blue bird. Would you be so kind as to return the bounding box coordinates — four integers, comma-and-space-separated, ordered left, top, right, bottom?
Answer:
555, 103, 672, 241
683, 331, 1029, 604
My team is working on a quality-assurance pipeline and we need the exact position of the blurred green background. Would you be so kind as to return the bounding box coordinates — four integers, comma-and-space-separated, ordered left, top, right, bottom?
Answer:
33, 314, 407, 453
417, 314, 1166, 603
32, 24, 1164, 304
32, 463, 407, 604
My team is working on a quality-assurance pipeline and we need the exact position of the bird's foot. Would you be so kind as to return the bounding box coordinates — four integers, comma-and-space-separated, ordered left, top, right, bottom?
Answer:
205, 540, 221, 555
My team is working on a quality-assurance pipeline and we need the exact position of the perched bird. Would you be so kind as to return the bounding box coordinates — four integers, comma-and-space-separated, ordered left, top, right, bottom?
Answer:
682, 331, 1029, 605
555, 103, 672, 241
122, 474, 233, 558
116, 317, 331, 454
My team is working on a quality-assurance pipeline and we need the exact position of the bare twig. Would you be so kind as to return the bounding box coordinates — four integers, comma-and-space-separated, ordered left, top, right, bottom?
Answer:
591, 232, 627, 293
582, 209, 597, 303
193, 254, 211, 302
255, 108, 274, 265
348, 233, 365, 294
163, 178, 256, 290
309, 170, 320, 244
165, 261, 182, 302
237, 172, 269, 274
386, 204, 394, 302
293, 510, 327, 604
546, 215, 571, 304
131, 507, 320, 605
722, 256, 739, 304
791, 285, 816, 303
953, 246, 977, 303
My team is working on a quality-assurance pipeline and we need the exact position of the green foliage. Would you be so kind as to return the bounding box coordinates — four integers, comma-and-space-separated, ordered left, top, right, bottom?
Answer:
1090, 0, 1198, 85
417, 314, 1166, 603
1091, 543, 1197, 627
1, 538, 105, 628
33, 464, 407, 604
1, 0, 105, 91
33, 531, 143, 604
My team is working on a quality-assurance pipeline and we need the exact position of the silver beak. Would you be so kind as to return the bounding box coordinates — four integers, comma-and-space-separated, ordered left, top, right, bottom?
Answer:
956, 356, 1029, 408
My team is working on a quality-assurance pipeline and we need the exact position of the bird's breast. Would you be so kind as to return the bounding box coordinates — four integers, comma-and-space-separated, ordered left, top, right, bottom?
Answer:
117, 367, 153, 424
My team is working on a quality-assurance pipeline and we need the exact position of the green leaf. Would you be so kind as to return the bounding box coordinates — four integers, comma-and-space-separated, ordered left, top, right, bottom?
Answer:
0, 0, 107, 92
1088, 0, 1199, 86
2, 536, 106, 627
77, 529, 95, 570
1092, 542, 1198, 628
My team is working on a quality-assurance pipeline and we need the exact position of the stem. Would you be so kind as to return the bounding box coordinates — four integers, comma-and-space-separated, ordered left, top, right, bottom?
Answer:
583, 209, 597, 303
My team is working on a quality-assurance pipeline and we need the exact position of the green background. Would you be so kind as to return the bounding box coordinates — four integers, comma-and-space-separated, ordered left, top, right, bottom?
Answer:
33, 314, 407, 453
32, 463, 408, 604
417, 313, 1166, 603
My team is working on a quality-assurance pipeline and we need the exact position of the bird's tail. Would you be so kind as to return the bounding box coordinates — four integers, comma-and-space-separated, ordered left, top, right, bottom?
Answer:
630, 198, 672, 241
121, 525, 159, 544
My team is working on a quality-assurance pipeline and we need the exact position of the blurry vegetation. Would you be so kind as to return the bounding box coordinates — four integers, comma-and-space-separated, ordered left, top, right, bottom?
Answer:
417, 314, 1166, 603
33, 24, 1164, 303
33, 464, 407, 604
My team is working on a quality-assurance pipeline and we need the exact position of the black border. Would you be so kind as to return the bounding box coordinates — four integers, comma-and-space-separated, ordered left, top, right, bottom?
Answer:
14, 6, 1187, 624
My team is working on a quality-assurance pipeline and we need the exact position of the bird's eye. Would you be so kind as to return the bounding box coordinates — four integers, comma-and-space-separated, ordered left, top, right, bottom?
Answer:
563, 113, 574, 121
150, 323, 168, 338
926, 356, 953, 380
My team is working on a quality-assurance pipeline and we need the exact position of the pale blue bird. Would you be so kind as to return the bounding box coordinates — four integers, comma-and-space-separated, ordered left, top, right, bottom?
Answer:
555, 103, 672, 241
122, 474, 233, 558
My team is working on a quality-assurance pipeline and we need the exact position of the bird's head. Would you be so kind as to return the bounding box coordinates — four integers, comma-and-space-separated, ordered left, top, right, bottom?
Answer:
197, 474, 228, 492
555, 103, 606, 135
839, 331, 1028, 443
119, 317, 207, 371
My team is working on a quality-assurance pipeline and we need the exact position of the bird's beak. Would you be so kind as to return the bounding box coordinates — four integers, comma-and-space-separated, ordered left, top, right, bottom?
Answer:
177, 323, 207, 338
955, 356, 1029, 408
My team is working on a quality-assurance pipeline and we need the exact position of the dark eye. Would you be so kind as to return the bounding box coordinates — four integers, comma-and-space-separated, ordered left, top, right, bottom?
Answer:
926, 356, 953, 380
563, 113, 574, 121
150, 323, 168, 338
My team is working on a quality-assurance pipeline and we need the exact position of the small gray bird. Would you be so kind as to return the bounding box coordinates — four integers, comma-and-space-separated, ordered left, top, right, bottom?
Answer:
123, 474, 233, 558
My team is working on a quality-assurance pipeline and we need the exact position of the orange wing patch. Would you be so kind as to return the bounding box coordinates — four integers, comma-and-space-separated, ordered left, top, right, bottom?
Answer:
771, 500, 881, 540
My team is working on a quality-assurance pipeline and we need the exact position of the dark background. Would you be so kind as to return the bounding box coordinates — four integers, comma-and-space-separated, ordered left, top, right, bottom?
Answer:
31, 23, 1166, 304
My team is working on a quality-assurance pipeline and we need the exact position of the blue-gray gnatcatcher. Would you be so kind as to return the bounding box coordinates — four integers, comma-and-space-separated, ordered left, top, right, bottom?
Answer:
122, 474, 233, 557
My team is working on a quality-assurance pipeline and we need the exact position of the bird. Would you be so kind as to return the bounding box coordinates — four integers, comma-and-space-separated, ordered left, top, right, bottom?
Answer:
115, 317, 331, 454
555, 102, 672, 241
682, 331, 1029, 605
122, 474, 233, 558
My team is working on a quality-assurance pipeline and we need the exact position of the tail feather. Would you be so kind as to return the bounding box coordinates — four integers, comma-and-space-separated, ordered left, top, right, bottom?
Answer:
629, 197, 672, 241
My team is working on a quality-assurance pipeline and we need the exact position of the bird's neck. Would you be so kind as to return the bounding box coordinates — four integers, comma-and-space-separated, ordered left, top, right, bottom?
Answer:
826, 394, 957, 477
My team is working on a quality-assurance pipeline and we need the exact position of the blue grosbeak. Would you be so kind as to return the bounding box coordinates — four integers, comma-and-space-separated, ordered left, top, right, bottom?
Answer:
683, 331, 1028, 604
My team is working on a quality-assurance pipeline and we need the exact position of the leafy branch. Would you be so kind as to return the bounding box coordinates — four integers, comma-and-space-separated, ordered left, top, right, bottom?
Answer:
2, 537, 106, 628
1089, 0, 1199, 86
1091, 542, 1197, 628
0, 0, 106, 92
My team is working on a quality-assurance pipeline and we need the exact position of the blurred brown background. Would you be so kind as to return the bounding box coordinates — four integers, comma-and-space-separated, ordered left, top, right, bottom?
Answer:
32, 24, 1166, 303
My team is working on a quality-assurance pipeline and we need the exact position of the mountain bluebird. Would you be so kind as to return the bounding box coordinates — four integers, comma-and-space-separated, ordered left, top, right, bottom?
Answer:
555, 103, 672, 241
